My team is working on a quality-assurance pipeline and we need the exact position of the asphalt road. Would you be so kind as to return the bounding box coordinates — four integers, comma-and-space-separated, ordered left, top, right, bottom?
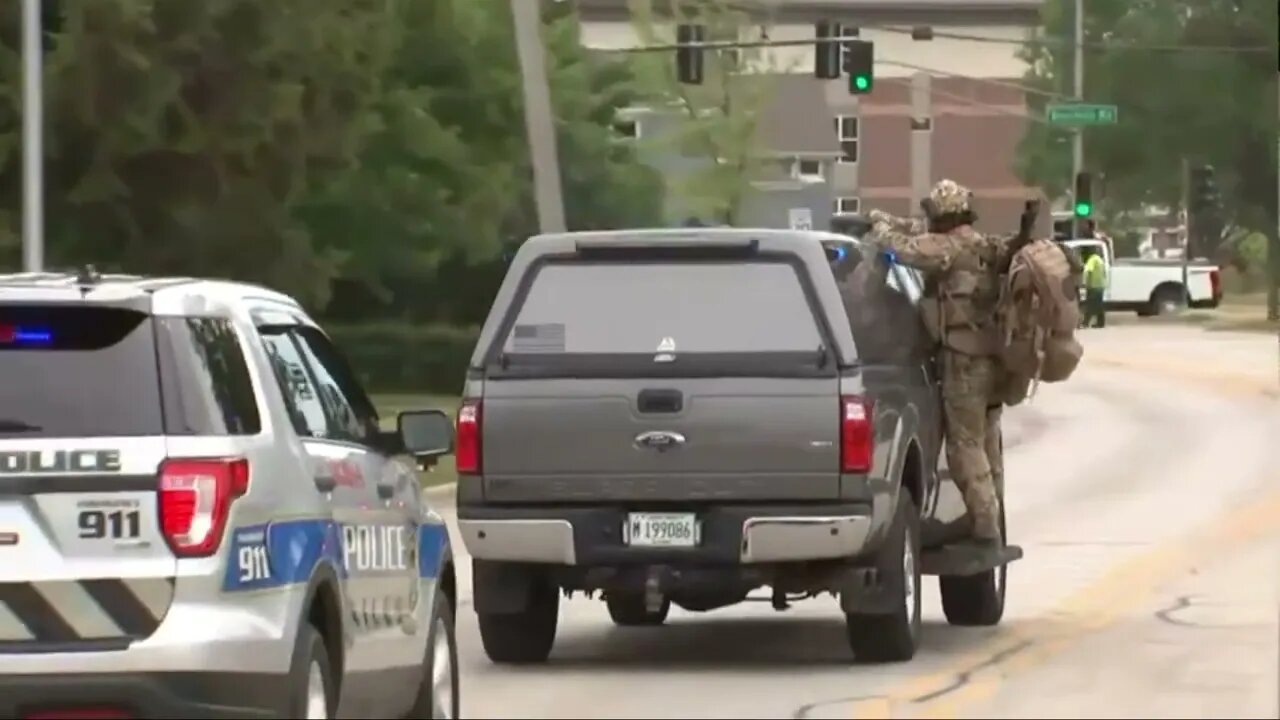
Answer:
432, 324, 1280, 719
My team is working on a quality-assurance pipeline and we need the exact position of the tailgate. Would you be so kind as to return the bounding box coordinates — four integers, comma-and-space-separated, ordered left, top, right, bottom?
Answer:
483, 377, 841, 502
0, 305, 176, 648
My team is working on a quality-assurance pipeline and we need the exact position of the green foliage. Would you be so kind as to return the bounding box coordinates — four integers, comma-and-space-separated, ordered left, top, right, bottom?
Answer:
1016, 0, 1277, 248
545, 3, 665, 233
326, 322, 478, 395
1238, 231, 1268, 270
624, 0, 790, 223
0, 0, 663, 320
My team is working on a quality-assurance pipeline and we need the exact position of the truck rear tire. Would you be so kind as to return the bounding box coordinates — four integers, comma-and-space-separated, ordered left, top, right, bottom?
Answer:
845, 491, 922, 663
605, 593, 670, 626
1150, 284, 1187, 316
477, 578, 559, 665
939, 506, 1007, 627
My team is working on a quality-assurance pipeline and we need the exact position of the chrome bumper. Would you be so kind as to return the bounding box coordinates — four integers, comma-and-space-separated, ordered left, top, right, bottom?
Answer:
458, 513, 873, 565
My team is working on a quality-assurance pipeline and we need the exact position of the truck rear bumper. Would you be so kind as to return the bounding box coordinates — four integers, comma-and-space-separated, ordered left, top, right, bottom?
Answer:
457, 504, 873, 565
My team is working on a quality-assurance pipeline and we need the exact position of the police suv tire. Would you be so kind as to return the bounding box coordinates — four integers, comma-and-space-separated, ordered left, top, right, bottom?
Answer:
403, 595, 460, 719
477, 578, 559, 664
844, 491, 922, 663
287, 623, 336, 719
939, 506, 1008, 627
605, 593, 671, 626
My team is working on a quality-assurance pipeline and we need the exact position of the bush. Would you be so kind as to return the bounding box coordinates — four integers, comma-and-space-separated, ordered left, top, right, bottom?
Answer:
325, 323, 479, 394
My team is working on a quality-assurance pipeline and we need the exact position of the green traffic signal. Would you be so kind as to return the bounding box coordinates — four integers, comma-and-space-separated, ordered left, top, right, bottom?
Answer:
1073, 201, 1092, 218
852, 75, 870, 91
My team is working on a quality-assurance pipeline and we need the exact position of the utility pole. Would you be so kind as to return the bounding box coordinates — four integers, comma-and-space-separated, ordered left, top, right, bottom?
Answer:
510, 0, 566, 235
1180, 157, 1190, 294
1071, 0, 1084, 239
1269, 74, 1279, 322
21, 0, 44, 272
910, 72, 932, 217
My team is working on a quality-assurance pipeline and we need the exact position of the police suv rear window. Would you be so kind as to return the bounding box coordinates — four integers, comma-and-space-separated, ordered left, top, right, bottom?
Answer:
0, 306, 261, 438
500, 260, 824, 359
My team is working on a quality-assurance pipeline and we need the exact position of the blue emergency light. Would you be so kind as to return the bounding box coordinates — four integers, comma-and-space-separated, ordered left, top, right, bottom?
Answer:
0, 324, 53, 345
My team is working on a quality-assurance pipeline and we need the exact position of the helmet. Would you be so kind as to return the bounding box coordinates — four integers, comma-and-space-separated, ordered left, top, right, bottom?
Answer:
922, 179, 974, 218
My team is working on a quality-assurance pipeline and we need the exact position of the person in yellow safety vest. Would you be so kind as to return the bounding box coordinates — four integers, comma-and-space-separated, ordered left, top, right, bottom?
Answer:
1081, 248, 1108, 328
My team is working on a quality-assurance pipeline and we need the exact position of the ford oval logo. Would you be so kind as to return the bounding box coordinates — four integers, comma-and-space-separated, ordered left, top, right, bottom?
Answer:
634, 431, 686, 451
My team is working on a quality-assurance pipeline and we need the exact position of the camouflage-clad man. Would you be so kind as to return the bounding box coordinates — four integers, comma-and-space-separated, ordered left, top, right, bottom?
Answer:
865, 179, 1015, 548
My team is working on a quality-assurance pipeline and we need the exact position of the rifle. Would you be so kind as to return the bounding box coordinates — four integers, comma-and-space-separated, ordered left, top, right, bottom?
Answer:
1017, 199, 1039, 245
996, 200, 1041, 274
830, 213, 874, 238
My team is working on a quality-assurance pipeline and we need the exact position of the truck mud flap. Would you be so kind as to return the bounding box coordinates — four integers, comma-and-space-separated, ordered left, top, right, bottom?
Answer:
837, 567, 898, 615
921, 543, 1024, 577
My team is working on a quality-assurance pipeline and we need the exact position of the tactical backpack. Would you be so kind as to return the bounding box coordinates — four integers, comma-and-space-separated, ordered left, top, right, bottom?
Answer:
995, 239, 1084, 406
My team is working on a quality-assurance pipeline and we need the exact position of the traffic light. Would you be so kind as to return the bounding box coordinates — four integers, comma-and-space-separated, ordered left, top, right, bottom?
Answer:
814, 21, 841, 80
843, 39, 873, 95
1073, 172, 1093, 218
1189, 165, 1220, 215
1188, 164, 1223, 247
676, 24, 705, 85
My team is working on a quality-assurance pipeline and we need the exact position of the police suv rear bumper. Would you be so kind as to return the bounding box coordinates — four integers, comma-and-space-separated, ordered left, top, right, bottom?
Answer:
0, 670, 285, 719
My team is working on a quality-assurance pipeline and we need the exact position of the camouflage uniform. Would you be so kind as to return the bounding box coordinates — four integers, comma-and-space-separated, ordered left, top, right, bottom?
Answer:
866, 180, 1012, 543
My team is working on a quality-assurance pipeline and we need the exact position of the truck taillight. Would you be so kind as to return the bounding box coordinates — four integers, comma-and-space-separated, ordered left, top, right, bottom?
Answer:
840, 396, 874, 473
455, 400, 482, 475
1209, 269, 1221, 299
158, 458, 249, 557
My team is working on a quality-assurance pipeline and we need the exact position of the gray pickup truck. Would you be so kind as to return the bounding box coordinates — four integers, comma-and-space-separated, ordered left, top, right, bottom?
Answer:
454, 229, 1022, 664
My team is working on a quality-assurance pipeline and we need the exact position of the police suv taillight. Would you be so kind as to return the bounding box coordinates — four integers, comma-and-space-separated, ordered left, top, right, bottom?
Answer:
840, 396, 874, 473
455, 400, 482, 475
158, 458, 250, 557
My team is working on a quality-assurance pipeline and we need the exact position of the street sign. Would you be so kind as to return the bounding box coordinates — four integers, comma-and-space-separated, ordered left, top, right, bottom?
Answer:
1046, 103, 1119, 126
789, 207, 813, 231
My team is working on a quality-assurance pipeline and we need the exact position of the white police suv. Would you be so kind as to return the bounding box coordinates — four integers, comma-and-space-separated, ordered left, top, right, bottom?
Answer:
0, 270, 459, 719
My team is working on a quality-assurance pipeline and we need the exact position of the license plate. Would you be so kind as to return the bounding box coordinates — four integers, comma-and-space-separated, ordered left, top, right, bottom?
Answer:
623, 513, 699, 547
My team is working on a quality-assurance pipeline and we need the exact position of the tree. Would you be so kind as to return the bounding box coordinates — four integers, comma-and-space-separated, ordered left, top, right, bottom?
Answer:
624, 0, 796, 224
1015, 0, 1277, 264
0, 0, 411, 306
318, 0, 666, 323
544, 2, 665, 233
0, 0, 664, 322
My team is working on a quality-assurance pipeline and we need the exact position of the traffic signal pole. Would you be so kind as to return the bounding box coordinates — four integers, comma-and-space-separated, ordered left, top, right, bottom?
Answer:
21, 0, 44, 272
910, 72, 931, 214
1071, 0, 1084, 239
1180, 158, 1190, 295
510, 0, 566, 235
1269, 74, 1279, 322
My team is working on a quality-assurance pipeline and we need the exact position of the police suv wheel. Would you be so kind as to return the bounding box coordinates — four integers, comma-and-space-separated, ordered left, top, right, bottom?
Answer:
939, 505, 1008, 626
404, 595, 460, 719
288, 623, 336, 719
477, 577, 559, 664
844, 490, 922, 663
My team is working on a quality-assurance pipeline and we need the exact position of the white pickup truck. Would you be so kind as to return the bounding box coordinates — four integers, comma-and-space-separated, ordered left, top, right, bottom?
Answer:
1064, 238, 1222, 316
